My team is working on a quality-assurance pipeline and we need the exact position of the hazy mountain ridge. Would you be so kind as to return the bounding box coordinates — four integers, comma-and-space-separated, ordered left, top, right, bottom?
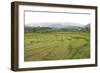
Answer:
25, 22, 90, 32
25, 22, 85, 28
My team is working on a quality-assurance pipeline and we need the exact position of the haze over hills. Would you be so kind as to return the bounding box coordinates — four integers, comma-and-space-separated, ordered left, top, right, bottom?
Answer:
25, 22, 90, 31
25, 22, 88, 28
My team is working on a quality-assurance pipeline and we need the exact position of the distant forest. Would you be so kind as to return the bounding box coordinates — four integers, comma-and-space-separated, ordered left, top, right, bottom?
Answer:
25, 23, 90, 33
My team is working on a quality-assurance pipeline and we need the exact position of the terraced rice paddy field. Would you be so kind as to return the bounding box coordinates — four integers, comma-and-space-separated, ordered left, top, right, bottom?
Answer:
24, 32, 90, 61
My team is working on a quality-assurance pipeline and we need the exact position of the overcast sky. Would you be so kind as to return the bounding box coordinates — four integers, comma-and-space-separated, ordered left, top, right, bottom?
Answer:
25, 11, 91, 26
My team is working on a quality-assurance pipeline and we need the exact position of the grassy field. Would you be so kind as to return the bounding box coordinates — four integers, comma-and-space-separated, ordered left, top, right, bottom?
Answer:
24, 31, 90, 61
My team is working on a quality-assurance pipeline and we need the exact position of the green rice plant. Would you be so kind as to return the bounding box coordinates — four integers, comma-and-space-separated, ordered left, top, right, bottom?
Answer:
24, 31, 90, 61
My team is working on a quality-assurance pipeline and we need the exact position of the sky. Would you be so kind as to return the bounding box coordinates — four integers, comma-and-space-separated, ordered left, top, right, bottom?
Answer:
25, 11, 91, 26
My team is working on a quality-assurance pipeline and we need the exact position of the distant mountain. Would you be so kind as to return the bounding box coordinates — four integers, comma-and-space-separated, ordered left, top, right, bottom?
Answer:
25, 22, 85, 29
25, 23, 90, 32
81, 23, 90, 31
84, 24, 90, 28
